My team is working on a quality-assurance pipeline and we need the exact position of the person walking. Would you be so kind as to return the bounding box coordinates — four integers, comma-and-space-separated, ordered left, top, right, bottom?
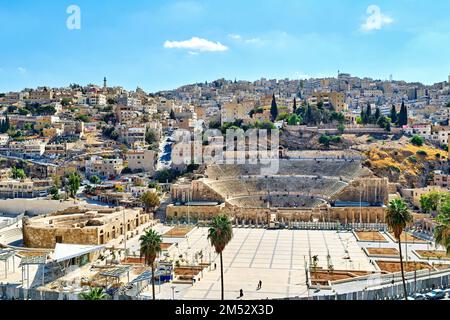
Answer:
239, 289, 244, 299
258, 280, 262, 290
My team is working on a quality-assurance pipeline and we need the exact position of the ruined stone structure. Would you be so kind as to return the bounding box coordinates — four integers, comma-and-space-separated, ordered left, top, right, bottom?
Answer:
169, 158, 389, 224
22, 206, 151, 248
166, 203, 386, 224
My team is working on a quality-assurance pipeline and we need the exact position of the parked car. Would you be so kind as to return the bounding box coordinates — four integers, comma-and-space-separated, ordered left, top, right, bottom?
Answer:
426, 289, 446, 300
444, 288, 450, 297
410, 293, 427, 300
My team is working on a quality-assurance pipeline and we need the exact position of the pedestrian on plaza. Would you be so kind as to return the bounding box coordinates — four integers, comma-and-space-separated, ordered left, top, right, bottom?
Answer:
258, 280, 262, 290
239, 289, 244, 299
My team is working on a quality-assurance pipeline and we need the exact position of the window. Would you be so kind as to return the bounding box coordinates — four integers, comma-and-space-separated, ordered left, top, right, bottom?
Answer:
55, 236, 63, 243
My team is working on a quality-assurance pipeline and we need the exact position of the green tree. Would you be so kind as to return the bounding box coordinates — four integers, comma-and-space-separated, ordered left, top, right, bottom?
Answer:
170, 109, 176, 120
49, 186, 60, 200
410, 135, 424, 147
276, 112, 289, 122
89, 175, 101, 185
356, 116, 363, 125
208, 215, 233, 300
293, 98, 297, 114
319, 135, 331, 147
385, 121, 391, 132
287, 114, 302, 126
386, 199, 413, 300
76, 114, 91, 123
361, 108, 368, 125
434, 201, 450, 254
270, 94, 278, 122
68, 172, 81, 198
377, 115, 389, 129
79, 287, 108, 300
374, 107, 381, 120
365, 103, 372, 120
139, 229, 162, 300
145, 129, 158, 145
398, 101, 408, 126
304, 105, 318, 125
420, 192, 450, 213
338, 123, 346, 134
61, 98, 72, 106
11, 167, 26, 180
140, 191, 160, 213
0, 115, 10, 134
390, 105, 398, 124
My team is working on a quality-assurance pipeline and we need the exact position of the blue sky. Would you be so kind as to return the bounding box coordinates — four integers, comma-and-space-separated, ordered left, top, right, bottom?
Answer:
0, 0, 449, 93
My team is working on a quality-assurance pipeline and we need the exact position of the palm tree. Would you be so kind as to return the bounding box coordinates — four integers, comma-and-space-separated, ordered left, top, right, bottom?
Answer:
79, 287, 107, 300
434, 202, 450, 254
208, 215, 233, 300
386, 199, 413, 300
139, 229, 162, 300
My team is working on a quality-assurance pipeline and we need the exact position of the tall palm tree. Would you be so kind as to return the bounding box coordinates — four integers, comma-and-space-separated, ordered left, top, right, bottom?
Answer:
139, 229, 162, 300
434, 202, 450, 254
79, 287, 107, 300
208, 215, 233, 300
386, 199, 413, 300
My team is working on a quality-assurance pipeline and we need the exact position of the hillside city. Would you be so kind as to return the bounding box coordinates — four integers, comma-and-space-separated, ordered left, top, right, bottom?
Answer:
0, 73, 449, 301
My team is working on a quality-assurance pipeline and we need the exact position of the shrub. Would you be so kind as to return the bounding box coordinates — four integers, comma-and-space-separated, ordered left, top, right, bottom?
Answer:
411, 135, 424, 147
416, 150, 427, 157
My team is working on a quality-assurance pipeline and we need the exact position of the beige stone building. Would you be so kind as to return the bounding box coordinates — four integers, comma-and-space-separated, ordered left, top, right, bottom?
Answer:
23, 206, 151, 248
0, 179, 53, 199
85, 156, 124, 179
125, 150, 156, 173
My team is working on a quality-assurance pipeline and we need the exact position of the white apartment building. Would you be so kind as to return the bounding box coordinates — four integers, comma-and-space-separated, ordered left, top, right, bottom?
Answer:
0, 179, 52, 199
79, 93, 107, 106
432, 170, 450, 188
1, 140, 47, 158
118, 125, 147, 146
402, 124, 432, 138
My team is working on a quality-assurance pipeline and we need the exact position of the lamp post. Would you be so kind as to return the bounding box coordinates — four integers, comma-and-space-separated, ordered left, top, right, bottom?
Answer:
123, 207, 127, 257
171, 285, 176, 300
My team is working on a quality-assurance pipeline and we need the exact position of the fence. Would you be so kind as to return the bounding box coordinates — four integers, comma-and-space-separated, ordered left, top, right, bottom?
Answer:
287, 269, 450, 300
1, 269, 449, 301
0, 214, 23, 230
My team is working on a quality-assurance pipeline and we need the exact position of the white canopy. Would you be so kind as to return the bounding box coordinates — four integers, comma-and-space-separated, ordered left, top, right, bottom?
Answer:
53, 243, 105, 263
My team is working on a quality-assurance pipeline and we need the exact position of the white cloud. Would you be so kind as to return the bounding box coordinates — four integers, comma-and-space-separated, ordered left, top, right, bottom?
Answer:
361, 5, 393, 32
164, 37, 228, 52
188, 51, 199, 56
18, 67, 27, 74
228, 34, 262, 45
228, 34, 242, 40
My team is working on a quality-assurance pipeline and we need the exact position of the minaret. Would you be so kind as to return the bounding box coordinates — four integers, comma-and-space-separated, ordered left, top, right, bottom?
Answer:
103, 77, 107, 90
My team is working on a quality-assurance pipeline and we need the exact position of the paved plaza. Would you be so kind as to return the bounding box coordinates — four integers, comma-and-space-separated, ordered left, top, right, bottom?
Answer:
142, 227, 376, 300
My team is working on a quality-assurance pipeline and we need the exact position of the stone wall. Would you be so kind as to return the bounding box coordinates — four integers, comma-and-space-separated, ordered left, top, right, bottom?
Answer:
23, 225, 99, 248
165, 202, 386, 224
190, 180, 224, 202
22, 207, 150, 248
335, 178, 389, 204
0, 199, 106, 217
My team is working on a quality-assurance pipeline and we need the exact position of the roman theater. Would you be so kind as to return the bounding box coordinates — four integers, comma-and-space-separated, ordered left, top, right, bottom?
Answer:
168, 153, 389, 225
